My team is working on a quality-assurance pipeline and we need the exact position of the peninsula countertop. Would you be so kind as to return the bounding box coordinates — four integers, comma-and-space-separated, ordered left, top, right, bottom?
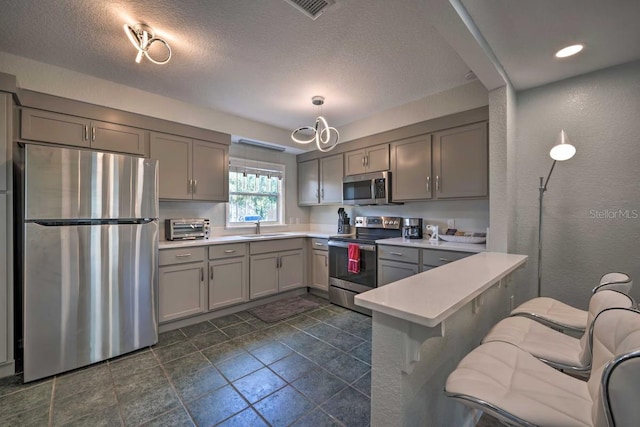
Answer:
354, 252, 528, 327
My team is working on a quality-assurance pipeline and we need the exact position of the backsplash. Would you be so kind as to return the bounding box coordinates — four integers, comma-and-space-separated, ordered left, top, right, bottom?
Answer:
308, 199, 490, 235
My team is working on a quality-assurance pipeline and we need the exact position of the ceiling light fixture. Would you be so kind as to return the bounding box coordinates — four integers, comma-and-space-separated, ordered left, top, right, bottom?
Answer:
555, 44, 584, 58
124, 23, 172, 65
291, 96, 340, 152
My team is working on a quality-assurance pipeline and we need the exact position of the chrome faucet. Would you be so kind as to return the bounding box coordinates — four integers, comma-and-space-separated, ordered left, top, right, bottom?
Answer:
255, 220, 261, 235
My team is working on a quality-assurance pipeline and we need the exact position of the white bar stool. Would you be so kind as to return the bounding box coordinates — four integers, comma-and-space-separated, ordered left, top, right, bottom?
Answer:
510, 272, 632, 333
481, 290, 634, 375
445, 307, 640, 427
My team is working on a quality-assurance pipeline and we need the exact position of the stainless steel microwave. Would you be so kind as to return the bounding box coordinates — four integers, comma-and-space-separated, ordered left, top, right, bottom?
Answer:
342, 171, 392, 205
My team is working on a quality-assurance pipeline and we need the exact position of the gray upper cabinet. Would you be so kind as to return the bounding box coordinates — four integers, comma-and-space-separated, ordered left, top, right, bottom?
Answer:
319, 154, 343, 204
150, 133, 192, 200
344, 144, 389, 176
391, 135, 432, 201
297, 153, 343, 206
192, 140, 228, 201
298, 159, 319, 205
433, 122, 488, 199
150, 132, 229, 202
390, 122, 488, 202
89, 120, 146, 156
21, 109, 147, 156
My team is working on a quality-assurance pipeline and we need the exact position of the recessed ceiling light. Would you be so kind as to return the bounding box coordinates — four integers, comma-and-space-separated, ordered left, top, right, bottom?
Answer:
555, 44, 584, 58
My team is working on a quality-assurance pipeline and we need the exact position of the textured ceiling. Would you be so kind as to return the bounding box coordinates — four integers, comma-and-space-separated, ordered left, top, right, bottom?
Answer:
0, 0, 473, 131
461, 0, 640, 90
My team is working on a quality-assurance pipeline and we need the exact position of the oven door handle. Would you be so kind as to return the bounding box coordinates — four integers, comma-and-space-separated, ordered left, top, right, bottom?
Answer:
328, 241, 376, 252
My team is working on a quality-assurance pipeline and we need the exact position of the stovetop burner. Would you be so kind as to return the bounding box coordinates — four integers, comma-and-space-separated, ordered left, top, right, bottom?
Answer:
329, 216, 403, 245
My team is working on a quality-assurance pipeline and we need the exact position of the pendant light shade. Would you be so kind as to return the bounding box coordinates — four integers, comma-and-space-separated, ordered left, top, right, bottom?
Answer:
549, 129, 576, 161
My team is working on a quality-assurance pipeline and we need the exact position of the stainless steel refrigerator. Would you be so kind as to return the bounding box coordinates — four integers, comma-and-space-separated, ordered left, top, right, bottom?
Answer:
20, 144, 159, 382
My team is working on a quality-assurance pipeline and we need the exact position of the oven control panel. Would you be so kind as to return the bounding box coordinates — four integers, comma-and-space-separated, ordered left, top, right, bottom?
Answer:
355, 216, 402, 229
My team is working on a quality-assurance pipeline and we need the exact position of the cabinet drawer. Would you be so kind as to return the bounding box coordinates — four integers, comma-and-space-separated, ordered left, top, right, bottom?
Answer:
250, 238, 304, 255
422, 249, 469, 267
159, 247, 206, 266
378, 245, 420, 264
310, 238, 328, 251
209, 243, 247, 259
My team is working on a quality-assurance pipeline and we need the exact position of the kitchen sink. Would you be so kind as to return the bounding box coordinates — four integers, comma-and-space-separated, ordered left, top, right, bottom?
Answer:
240, 233, 288, 239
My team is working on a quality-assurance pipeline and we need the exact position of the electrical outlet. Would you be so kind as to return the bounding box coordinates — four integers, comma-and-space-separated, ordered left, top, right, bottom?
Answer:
447, 219, 455, 229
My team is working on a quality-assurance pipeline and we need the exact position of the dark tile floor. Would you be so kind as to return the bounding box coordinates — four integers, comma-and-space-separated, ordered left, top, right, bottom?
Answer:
0, 294, 373, 426
0, 293, 504, 427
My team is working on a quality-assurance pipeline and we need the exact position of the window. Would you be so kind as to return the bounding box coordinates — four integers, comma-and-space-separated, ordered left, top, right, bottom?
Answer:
227, 157, 285, 227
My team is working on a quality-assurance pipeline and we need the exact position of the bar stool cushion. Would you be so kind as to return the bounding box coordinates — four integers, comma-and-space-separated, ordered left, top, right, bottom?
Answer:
510, 297, 588, 331
481, 316, 582, 367
446, 341, 592, 427
483, 290, 634, 371
510, 273, 632, 333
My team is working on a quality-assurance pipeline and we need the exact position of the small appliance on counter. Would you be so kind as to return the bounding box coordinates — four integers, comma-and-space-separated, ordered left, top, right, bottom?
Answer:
402, 218, 423, 239
337, 208, 351, 234
165, 218, 210, 240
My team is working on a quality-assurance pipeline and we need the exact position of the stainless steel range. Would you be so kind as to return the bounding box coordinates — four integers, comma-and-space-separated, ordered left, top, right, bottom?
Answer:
328, 216, 402, 315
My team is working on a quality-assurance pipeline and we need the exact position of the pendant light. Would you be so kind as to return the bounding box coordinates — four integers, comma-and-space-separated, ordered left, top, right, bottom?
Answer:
291, 96, 340, 152
124, 23, 172, 65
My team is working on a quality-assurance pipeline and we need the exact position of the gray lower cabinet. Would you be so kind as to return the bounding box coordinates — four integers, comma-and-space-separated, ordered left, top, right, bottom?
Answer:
422, 248, 471, 272
150, 132, 228, 202
377, 245, 420, 286
208, 243, 248, 310
21, 108, 147, 156
159, 247, 207, 323
249, 238, 305, 299
309, 238, 329, 291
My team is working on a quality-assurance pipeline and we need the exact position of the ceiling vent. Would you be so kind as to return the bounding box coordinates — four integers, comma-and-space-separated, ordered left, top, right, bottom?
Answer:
284, 0, 335, 20
235, 139, 286, 152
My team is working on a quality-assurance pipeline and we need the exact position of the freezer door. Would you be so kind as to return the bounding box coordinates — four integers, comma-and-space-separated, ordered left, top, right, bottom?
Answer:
23, 221, 158, 382
24, 144, 158, 220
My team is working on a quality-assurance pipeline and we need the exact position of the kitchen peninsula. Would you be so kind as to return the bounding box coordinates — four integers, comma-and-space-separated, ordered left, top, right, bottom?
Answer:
355, 252, 527, 426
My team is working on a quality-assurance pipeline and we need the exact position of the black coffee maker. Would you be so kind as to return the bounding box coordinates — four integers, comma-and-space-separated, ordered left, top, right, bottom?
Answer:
402, 218, 423, 239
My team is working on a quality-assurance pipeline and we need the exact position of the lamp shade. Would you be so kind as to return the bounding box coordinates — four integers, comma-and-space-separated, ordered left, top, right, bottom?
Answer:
549, 129, 576, 161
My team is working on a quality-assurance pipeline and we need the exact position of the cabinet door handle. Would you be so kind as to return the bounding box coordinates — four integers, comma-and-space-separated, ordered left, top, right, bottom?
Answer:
210, 266, 214, 280
91, 126, 96, 141
224, 249, 236, 254
193, 179, 198, 194
175, 253, 192, 258
321, 188, 324, 200
439, 257, 453, 263
315, 189, 319, 199
84, 125, 89, 141
426, 176, 430, 192
436, 175, 440, 192
390, 252, 404, 256
314, 242, 324, 246
325, 256, 327, 267
366, 156, 369, 166
188, 179, 192, 194
361, 157, 365, 166
200, 267, 204, 282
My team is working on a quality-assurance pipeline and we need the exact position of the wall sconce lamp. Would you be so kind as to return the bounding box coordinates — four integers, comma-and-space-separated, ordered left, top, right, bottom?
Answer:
538, 129, 577, 296
124, 23, 172, 65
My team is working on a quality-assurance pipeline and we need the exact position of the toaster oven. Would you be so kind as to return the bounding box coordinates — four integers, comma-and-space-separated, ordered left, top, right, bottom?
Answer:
165, 218, 210, 240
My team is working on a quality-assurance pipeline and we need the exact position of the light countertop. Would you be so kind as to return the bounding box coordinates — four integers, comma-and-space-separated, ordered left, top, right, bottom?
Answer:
354, 252, 527, 327
159, 231, 351, 249
375, 237, 486, 253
